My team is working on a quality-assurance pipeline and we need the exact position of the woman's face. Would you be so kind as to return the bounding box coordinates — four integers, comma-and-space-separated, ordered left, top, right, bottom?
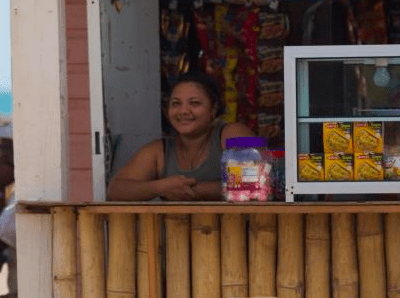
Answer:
167, 82, 216, 137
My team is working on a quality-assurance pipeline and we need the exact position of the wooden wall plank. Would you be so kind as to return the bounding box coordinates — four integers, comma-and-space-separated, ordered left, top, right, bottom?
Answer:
16, 214, 53, 298
11, 0, 69, 202
53, 207, 78, 298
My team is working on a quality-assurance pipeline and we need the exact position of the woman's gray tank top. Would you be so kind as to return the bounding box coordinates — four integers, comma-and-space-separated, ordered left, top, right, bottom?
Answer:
162, 122, 226, 181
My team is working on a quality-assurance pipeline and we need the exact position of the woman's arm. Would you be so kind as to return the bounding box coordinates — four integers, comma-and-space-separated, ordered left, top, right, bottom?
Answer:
108, 140, 198, 201
107, 140, 161, 201
220, 122, 255, 150
191, 181, 222, 201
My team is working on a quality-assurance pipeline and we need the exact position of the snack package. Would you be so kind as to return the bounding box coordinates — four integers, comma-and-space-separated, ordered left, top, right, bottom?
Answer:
259, 13, 288, 40
384, 154, 400, 181
257, 46, 284, 74
353, 122, 383, 153
324, 153, 354, 181
354, 153, 384, 181
259, 80, 283, 107
298, 154, 324, 181
323, 122, 353, 154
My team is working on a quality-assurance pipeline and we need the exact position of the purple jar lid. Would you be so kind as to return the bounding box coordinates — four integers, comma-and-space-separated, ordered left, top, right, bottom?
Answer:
226, 137, 268, 149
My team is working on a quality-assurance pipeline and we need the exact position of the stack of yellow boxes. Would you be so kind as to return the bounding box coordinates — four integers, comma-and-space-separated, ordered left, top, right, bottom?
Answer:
323, 122, 354, 181
298, 121, 385, 182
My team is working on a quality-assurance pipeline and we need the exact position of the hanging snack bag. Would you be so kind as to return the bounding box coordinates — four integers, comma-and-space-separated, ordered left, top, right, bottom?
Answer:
298, 154, 324, 181
353, 122, 383, 153
325, 153, 354, 181
354, 153, 384, 181
259, 13, 288, 40
323, 122, 353, 154
259, 80, 283, 107
258, 46, 284, 74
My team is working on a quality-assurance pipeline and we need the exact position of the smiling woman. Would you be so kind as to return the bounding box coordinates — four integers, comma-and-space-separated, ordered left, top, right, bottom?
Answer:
107, 72, 254, 202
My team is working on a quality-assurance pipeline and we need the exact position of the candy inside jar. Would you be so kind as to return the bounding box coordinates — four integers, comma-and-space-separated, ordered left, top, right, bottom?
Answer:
221, 137, 273, 202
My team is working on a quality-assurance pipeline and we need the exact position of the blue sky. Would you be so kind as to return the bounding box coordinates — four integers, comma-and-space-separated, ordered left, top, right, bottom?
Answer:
0, 0, 12, 117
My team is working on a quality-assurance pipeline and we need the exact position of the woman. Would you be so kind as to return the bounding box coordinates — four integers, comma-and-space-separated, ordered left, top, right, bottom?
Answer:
108, 72, 254, 201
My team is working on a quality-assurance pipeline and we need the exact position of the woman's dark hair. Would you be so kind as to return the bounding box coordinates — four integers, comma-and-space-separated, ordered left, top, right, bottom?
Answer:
167, 72, 226, 118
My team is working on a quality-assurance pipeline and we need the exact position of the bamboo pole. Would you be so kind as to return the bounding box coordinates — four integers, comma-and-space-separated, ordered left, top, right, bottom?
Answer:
249, 214, 277, 297
221, 214, 248, 298
107, 214, 136, 298
277, 214, 304, 298
78, 209, 106, 298
332, 213, 358, 298
191, 214, 220, 298
305, 214, 330, 298
357, 213, 386, 298
165, 214, 190, 298
385, 213, 400, 298
53, 207, 77, 298
137, 214, 161, 298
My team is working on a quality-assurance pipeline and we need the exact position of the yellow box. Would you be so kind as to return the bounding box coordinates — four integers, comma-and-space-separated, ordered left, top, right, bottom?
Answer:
354, 153, 384, 181
324, 153, 354, 181
298, 154, 324, 182
353, 122, 383, 153
323, 122, 353, 153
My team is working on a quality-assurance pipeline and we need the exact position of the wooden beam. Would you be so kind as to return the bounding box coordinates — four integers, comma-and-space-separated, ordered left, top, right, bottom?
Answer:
79, 203, 400, 214
11, 0, 69, 203
53, 207, 78, 298
78, 209, 106, 298
16, 214, 53, 298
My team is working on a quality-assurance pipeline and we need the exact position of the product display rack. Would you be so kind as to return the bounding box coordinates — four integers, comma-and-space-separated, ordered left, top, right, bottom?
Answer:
284, 44, 400, 202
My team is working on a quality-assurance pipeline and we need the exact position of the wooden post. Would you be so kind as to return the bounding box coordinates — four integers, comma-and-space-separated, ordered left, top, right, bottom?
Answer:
53, 207, 77, 298
385, 213, 400, 298
221, 214, 248, 298
331, 214, 358, 298
165, 214, 190, 298
137, 214, 161, 298
305, 214, 330, 298
191, 214, 221, 298
78, 209, 106, 298
277, 214, 304, 298
357, 213, 386, 298
107, 214, 136, 298
249, 214, 277, 297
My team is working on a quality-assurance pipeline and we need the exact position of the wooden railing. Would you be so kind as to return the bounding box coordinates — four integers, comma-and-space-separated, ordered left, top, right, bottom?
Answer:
16, 202, 400, 298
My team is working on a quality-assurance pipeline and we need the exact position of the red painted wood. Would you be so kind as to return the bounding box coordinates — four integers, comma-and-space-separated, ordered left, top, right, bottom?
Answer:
69, 170, 94, 203
67, 29, 89, 64
69, 134, 93, 169
67, 65, 90, 98
68, 99, 92, 134
66, 5, 88, 30
66, 0, 94, 203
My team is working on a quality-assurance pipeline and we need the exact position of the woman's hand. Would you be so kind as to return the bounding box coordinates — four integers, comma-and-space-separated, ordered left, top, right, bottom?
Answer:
157, 175, 198, 201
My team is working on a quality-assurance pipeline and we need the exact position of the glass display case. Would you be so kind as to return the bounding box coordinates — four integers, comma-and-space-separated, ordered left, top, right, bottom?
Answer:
284, 45, 400, 202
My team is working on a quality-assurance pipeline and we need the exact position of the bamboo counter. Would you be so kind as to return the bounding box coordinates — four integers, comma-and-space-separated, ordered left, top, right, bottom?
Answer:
16, 201, 400, 298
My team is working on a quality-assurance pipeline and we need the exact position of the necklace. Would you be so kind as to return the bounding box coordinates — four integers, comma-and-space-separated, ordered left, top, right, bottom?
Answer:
178, 134, 210, 171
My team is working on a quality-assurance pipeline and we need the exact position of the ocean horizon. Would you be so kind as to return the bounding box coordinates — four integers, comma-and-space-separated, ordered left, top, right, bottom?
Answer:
0, 90, 12, 117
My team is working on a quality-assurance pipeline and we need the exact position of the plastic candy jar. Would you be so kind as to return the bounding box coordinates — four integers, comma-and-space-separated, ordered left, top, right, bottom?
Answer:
221, 137, 273, 202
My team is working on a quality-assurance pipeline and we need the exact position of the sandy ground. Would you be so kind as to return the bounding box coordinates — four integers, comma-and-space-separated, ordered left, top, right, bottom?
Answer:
0, 263, 9, 295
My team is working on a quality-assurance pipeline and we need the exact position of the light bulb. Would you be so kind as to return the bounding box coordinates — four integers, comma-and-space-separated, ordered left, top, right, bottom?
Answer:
373, 67, 391, 87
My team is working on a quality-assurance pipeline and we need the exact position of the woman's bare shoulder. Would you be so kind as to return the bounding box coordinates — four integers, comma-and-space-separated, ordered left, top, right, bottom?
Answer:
114, 138, 164, 180
220, 122, 255, 149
